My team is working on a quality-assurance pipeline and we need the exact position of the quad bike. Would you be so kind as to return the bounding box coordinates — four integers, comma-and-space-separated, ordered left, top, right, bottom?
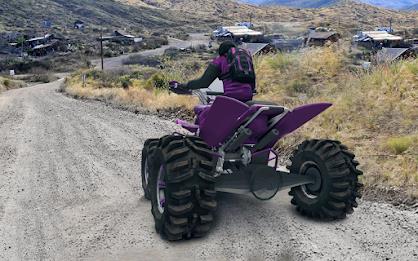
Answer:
141, 87, 363, 241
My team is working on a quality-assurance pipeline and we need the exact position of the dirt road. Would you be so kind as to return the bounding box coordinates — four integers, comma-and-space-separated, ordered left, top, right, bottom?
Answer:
0, 80, 417, 261
92, 35, 209, 71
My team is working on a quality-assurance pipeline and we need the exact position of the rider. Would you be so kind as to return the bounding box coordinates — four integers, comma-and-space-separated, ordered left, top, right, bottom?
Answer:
170, 41, 255, 102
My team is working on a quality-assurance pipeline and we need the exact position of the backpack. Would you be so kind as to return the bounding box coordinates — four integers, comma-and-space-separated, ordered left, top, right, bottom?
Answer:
220, 47, 256, 86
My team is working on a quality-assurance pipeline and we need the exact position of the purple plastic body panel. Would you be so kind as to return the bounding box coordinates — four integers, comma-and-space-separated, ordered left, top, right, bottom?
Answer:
176, 119, 199, 133
275, 103, 332, 139
196, 95, 331, 148
199, 96, 249, 147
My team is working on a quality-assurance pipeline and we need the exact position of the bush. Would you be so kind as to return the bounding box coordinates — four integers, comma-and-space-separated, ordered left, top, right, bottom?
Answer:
3, 79, 10, 87
386, 136, 413, 155
30, 74, 57, 83
164, 47, 180, 59
145, 73, 167, 90
122, 55, 161, 67
119, 75, 132, 89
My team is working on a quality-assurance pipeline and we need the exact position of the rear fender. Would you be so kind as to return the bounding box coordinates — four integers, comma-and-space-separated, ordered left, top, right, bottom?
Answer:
275, 103, 332, 139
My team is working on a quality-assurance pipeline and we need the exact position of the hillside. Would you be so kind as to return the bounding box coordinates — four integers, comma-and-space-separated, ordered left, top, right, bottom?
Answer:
261, 0, 341, 8
359, 0, 417, 10
406, 4, 418, 10
1, 0, 417, 39
0, 0, 227, 37
247, 0, 418, 10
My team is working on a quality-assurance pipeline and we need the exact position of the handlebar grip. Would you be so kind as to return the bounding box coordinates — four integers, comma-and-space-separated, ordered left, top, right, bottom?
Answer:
206, 91, 224, 96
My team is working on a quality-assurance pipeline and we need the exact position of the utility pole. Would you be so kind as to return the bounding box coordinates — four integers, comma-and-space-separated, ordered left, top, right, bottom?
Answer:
100, 29, 104, 71
389, 17, 393, 32
249, 13, 254, 26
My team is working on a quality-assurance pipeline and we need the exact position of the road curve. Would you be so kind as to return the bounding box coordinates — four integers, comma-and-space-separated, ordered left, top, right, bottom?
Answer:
93, 35, 209, 71
0, 80, 417, 261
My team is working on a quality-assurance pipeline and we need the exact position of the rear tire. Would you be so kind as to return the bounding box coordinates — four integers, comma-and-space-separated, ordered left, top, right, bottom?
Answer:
288, 140, 363, 220
149, 135, 217, 240
141, 139, 159, 200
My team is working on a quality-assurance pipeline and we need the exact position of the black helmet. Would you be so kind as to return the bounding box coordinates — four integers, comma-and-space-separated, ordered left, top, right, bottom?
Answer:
218, 40, 236, 55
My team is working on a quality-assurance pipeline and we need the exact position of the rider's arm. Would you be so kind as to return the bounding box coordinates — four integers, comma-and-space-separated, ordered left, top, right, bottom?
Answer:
180, 64, 220, 90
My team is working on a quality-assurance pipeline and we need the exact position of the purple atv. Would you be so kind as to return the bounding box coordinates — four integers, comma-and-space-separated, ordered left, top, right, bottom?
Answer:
141, 88, 363, 241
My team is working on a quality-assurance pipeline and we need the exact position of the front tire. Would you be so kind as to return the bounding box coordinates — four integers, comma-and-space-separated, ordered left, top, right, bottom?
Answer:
149, 135, 217, 240
141, 139, 159, 200
288, 140, 363, 219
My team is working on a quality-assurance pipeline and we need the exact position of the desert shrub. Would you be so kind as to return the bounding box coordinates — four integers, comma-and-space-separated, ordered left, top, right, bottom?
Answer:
0, 58, 52, 74
3, 79, 10, 87
265, 53, 295, 71
164, 47, 180, 59
172, 32, 189, 41
144, 36, 168, 49
286, 78, 310, 95
30, 74, 57, 83
386, 136, 414, 155
145, 73, 167, 90
190, 44, 207, 53
119, 75, 132, 89
122, 55, 161, 67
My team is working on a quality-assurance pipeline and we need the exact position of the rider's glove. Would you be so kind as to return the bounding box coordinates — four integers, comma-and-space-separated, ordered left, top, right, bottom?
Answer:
169, 81, 191, 95
169, 81, 179, 90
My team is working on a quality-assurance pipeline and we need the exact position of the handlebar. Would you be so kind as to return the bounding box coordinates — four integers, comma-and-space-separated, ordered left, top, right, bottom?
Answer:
206, 91, 225, 96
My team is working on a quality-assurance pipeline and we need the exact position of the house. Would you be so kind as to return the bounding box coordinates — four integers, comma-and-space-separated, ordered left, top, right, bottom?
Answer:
213, 26, 264, 43
271, 38, 304, 52
375, 47, 417, 63
236, 22, 254, 28
28, 41, 59, 56
354, 31, 403, 49
99, 30, 142, 44
376, 27, 394, 33
74, 20, 85, 30
306, 31, 340, 46
240, 42, 276, 55
26, 34, 54, 48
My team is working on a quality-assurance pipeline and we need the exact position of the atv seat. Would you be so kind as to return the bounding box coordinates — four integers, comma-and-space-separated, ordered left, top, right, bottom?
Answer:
246, 100, 279, 106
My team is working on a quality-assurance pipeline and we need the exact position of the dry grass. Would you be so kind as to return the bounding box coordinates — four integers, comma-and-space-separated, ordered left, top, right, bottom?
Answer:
255, 46, 418, 199
64, 67, 199, 111
0, 77, 26, 93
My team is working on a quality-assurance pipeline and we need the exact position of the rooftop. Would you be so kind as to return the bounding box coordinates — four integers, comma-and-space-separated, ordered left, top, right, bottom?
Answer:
376, 47, 411, 63
240, 42, 269, 55
220, 26, 263, 36
308, 31, 339, 40
357, 31, 403, 41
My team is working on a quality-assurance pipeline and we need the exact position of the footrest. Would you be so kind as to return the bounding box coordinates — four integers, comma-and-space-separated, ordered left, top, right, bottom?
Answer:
175, 119, 199, 133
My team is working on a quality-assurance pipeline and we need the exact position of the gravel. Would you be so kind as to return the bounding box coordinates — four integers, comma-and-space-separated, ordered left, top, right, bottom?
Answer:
0, 80, 417, 261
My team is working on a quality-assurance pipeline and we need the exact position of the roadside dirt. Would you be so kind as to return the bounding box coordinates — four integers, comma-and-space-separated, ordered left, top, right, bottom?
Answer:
0, 80, 417, 260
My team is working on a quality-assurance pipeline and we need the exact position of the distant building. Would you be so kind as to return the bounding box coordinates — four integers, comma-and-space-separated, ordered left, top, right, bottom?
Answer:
236, 22, 254, 29
99, 30, 142, 45
271, 38, 304, 52
74, 20, 85, 30
213, 26, 264, 43
375, 47, 417, 63
376, 27, 394, 33
28, 41, 59, 56
26, 34, 54, 48
354, 31, 403, 49
43, 19, 52, 29
306, 31, 340, 46
240, 42, 276, 56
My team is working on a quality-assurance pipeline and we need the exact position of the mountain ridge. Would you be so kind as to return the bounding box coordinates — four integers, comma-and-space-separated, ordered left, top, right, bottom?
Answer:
243, 0, 418, 10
